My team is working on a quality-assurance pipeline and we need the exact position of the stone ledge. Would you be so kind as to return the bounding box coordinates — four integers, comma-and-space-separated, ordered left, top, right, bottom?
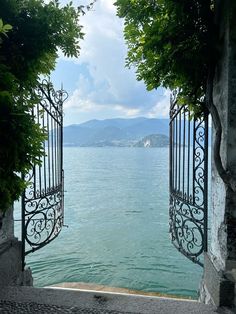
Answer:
0, 240, 22, 286
0, 286, 220, 314
0, 239, 33, 287
202, 254, 235, 307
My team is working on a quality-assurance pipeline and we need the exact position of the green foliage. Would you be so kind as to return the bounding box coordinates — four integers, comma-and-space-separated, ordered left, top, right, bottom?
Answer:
0, 0, 85, 85
115, 0, 215, 110
0, 18, 12, 42
0, 0, 86, 212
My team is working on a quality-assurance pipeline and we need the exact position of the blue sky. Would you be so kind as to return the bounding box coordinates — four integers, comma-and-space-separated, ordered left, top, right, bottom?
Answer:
50, 0, 170, 126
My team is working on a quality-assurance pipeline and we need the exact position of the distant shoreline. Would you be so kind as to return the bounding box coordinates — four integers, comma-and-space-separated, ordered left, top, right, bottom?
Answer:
63, 145, 169, 147
49, 282, 194, 300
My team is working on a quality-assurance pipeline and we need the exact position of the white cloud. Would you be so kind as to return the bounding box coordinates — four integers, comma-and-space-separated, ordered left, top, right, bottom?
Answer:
113, 105, 141, 117
147, 90, 171, 119
52, 0, 170, 124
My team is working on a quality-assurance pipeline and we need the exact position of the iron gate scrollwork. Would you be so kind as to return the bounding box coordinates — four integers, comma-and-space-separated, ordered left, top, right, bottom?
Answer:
169, 94, 209, 267
21, 79, 68, 269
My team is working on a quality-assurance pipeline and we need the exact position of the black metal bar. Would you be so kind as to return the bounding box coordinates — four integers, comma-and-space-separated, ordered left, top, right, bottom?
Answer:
175, 113, 178, 191
203, 111, 209, 252
22, 80, 67, 259
170, 103, 173, 192
51, 111, 55, 189
43, 111, 47, 194
183, 108, 186, 197
192, 118, 196, 205
178, 109, 181, 192
172, 119, 175, 191
37, 103, 42, 195
187, 111, 190, 201
32, 107, 37, 199
61, 91, 64, 221
56, 116, 59, 186
169, 98, 209, 267
47, 112, 51, 190
21, 178, 26, 271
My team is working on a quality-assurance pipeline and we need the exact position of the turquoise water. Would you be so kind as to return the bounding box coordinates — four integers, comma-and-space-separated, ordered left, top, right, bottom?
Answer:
15, 147, 202, 298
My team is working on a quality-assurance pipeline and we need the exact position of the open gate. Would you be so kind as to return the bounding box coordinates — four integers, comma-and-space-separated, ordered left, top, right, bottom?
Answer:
21, 79, 68, 269
169, 94, 209, 266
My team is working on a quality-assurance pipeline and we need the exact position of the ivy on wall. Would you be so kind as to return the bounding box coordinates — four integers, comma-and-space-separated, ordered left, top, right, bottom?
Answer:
0, 0, 94, 212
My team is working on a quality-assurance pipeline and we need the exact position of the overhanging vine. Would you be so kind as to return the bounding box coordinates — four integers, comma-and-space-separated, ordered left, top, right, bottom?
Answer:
115, 0, 234, 191
0, 0, 94, 213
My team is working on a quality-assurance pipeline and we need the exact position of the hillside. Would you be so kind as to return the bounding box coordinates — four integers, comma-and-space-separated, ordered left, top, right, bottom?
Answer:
63, 117, 169, 147
134, 134, 169, 147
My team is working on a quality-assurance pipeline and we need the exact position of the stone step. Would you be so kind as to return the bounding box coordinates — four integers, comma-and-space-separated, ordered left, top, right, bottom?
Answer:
0, 286, 233, 314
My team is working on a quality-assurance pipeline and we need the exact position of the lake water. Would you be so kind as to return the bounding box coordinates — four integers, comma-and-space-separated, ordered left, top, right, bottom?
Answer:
15, 147, 202, 298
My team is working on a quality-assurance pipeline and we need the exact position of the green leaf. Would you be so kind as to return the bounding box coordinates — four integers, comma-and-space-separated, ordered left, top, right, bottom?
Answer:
3, 24, 12, 31
115, 0, 213, 111
0, 0, 90, 211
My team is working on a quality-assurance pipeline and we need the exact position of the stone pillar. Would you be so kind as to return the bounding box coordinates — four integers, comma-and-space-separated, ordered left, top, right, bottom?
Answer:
200, 0, 236, 307
0, 207, 33, 287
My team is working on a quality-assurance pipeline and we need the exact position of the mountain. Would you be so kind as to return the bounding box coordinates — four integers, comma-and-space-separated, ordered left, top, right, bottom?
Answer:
79, 117, 149, 130
134, 134, 169, 147
63, 117, 169, 147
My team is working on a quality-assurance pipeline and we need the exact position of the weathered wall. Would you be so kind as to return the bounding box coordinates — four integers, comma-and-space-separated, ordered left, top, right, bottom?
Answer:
200, 0, 236, 307
0, 207, 33, 287
0, 207, 14, 244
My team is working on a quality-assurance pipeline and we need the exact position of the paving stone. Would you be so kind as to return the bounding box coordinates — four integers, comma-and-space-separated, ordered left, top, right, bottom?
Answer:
0, 286, 229, 314
0, 300, 136, 314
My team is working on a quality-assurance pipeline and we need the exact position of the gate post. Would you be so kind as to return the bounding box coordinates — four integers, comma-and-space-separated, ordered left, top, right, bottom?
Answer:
200, 0, 236, 307
0, 207, 32, 286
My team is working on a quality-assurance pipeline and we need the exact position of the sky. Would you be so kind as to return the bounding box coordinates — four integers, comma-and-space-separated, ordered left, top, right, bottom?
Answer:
50, 0, 170, 126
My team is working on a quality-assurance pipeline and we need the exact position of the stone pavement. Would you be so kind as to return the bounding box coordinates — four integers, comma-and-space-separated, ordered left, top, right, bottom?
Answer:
0, 286, 234, 314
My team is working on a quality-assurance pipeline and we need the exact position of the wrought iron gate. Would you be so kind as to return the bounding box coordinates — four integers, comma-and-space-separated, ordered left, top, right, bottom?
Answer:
169, 94, 209, 266
21, 80, 68, 269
